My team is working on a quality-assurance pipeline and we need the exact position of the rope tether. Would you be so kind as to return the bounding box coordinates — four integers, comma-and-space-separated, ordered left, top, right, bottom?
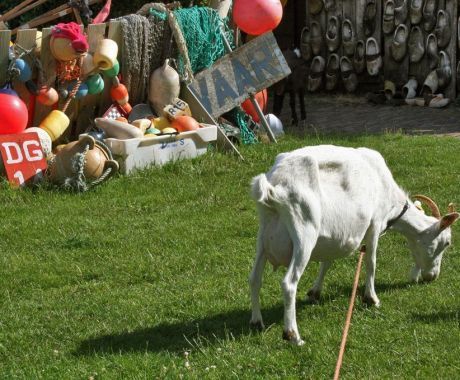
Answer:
333, 246, 366, 380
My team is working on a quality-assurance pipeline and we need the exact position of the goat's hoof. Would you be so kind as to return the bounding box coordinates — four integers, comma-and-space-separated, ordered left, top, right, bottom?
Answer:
307, 289, 321, 303
362, 295, 380, 307
249, 320, 265, 331
283, 330, 305, 346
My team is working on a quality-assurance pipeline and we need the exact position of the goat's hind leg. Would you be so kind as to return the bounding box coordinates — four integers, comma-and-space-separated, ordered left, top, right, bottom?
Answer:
249, 230, 267, 330
307, 261, 332, 303
282, 223, 318, 346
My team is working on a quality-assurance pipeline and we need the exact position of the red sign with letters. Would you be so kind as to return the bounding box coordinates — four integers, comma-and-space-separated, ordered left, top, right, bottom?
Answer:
0, 132, 48, 187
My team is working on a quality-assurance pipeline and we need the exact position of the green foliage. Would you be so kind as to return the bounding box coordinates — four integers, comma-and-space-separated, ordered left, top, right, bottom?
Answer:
1, 133, 460, 378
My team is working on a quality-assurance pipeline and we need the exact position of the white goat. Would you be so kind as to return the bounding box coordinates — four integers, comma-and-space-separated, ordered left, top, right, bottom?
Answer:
250, 145, 458, 345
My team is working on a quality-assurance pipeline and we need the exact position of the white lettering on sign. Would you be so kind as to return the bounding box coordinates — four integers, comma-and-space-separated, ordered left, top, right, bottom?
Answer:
2, 142, 23, 164
23, 141, 44, 161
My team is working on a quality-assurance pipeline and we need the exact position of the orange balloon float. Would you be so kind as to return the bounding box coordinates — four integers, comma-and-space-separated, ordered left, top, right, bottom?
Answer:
233, 0, 283, 36
241, 89, 267, 123
171, 116, 200, 132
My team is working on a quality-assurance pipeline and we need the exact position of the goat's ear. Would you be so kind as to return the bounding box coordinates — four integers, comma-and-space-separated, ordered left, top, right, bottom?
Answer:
438, 212, 460, 232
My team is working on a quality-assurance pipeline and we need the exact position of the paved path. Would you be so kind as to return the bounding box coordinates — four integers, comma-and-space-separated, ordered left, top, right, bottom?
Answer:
271, 94, 460, 136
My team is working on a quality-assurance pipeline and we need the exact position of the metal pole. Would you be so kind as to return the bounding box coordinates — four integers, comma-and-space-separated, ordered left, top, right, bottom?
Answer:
220, 30, 277, 143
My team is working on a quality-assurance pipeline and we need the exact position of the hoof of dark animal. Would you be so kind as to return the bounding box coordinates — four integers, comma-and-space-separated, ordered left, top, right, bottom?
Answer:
307, 289, 321, 304
249, 320, 265, 331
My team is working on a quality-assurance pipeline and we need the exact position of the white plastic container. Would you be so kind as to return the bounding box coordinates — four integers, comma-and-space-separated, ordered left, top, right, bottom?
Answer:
104, 125, 217, 174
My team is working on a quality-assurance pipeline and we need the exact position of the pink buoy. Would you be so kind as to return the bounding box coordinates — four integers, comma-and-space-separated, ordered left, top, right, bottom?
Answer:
233, 0, 283, 36
0, 89, 28, 135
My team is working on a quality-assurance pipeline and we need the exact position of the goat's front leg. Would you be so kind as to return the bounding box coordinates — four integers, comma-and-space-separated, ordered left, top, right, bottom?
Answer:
282, 224, 317, 346
249, 231, 267, 330
307, 261, 332, 303
363, 226, 381, 306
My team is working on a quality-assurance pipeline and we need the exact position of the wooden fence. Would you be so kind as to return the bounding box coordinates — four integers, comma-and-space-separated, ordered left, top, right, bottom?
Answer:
0, 21, 122, 130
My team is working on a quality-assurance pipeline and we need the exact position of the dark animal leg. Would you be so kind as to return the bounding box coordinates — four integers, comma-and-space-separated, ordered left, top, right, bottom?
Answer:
273, 92, 285, 117
298, 88, 306, 121
289, 90, 298, 126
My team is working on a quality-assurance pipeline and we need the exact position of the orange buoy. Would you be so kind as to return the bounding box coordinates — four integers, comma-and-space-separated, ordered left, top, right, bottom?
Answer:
241, 89, 267, 122
233, 0, 283, 36
37, 86, 59, 106
110, 77, 129, 105
171, 115, 200, 132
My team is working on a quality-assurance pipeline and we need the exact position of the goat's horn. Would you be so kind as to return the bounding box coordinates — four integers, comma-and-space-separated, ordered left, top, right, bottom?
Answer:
448, 203, 456, 214
413, 195, 441, 219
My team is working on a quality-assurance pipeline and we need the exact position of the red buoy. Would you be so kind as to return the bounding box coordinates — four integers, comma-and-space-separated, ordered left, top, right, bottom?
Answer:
233, 0, 283, 36
0, 89, 28, 135
241, 89, 267, 123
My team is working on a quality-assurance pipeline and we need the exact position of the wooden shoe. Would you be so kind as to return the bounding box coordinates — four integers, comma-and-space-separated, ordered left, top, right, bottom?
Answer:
436, 51, 451, 89
422, 0, 438, 32
456, 61, 460, 93
394, 0, 408, 26
340, 56, 358, 93
354, 40, 366, 74
363, 0, 377, 37
310, 21, 323, 56
307, 56, 325, 92
324, 0, 336, 12
326, 16, 340, 53
325, 53, 340, 91
408, 26, 424, 63
422, 70, 439, 95
410, 0, 423, 25
426, 33, 439, 69
428, 94, 449, 108
366, 37, 382, 76
391, 24, 409, 62
383, 0, 395, 35
434, 10, 451, 49
402, 78, 418, 99
300, 26, 312, 61
342, 19, 356, 57
308, 0, 324, 15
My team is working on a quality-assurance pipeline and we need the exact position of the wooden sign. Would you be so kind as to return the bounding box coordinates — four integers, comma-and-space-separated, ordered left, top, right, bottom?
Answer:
188, 32, 291, 118
0, 132, 47, 187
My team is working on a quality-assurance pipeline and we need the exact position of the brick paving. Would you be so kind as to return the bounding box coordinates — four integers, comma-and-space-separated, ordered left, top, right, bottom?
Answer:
270, 93, 460, 137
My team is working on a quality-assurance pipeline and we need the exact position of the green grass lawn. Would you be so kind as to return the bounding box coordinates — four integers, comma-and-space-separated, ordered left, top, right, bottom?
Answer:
1, 133, 460, 379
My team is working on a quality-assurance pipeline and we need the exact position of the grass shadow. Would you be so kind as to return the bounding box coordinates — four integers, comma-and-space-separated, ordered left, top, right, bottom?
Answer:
306, 280, 413, 305
75, 305, 284, 356
411, 309, 460, 325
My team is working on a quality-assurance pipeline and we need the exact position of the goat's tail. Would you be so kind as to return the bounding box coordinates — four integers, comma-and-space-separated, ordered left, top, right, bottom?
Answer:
251, 174, 283, 208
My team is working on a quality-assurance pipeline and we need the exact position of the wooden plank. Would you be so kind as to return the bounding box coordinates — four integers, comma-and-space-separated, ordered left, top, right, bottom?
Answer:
99, 20, 121, 113
0, 30, 11, 85
0, 0, 36, 22
75, 23, 107, 136
1, 0, 50, 23
33, 27, 54, 127
188, 32, 290, 118
14, 29, 37, 127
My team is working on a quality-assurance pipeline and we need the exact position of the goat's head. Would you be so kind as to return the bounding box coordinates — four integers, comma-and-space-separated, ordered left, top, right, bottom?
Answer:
408, 195, 459, 283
